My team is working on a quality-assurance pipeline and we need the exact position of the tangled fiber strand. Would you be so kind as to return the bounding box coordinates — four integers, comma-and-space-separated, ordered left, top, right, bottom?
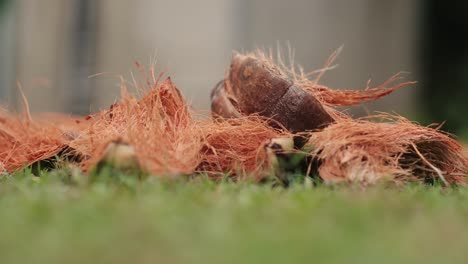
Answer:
0, 108, 68, 172
302, 74, 416, 108
196, 117, 289, 181
68, 74, 204, 175
307, 115, 468, 185
295, 48, 417, 108
249, 49, 416, 120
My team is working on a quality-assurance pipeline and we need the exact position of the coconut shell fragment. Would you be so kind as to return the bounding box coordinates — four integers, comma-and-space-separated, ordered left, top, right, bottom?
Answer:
210, 81, 241, 119
212, 53, 335, 133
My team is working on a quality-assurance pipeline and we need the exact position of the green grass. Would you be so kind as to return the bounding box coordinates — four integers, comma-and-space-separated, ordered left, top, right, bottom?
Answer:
1, 169, 468, 264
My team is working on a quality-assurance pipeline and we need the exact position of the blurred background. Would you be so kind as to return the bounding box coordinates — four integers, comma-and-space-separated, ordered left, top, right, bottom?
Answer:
0, 0, 467, 136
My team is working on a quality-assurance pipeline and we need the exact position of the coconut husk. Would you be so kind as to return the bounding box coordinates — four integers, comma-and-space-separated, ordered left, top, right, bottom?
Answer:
212, 52, 335, 132
196, 117, 288, 181
307, 116, 467, 185
68, 76, 203, 175
210, 50, 467, 185
0, 107, 70, 172
66, 68, 285, 180
0, 51, 465, 186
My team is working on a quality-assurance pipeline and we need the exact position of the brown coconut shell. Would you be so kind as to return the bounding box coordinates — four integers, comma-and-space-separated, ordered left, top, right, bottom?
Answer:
212, 53, 335, 133
210, 80, 241, 119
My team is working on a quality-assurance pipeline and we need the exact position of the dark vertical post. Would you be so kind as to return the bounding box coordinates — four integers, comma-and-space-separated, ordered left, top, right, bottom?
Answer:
421, 1, 468, 134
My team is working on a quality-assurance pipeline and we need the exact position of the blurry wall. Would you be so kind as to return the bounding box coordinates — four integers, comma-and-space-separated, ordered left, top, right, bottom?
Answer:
2, 0, 421, 116
0, 0, 16, 103
93, 0, 238, 113
14, 0, 68, 112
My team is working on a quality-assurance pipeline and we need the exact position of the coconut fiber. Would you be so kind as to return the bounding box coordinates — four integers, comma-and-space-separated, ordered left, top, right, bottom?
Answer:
0, 51, 466, 185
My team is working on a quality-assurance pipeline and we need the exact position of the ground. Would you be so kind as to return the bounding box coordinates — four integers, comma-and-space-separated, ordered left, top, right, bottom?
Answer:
1, 169, 468, 264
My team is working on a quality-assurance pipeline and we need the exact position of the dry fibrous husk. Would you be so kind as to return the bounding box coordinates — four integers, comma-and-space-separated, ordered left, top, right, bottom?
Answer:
68, 77, 204, 175
196, 117, 288, 181
0, 108, 69, 172
0, 51, 466, 186
67, 69, 286, 180
307, 116, 467, 185
210, 50, 467, 185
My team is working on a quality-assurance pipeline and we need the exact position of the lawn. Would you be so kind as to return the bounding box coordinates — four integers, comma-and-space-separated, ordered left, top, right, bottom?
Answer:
1, 169, 468, 264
